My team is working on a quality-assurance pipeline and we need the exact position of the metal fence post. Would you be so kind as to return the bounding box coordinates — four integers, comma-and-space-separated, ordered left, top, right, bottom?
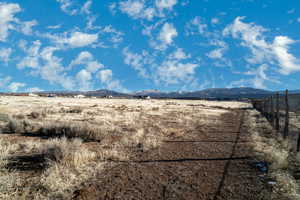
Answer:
276, 92, 280, 131
283, 90, 289, 139
271, 95, 274, 126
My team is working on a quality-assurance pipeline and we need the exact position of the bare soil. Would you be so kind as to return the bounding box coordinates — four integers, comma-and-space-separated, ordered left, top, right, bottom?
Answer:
71, 109, 269, 200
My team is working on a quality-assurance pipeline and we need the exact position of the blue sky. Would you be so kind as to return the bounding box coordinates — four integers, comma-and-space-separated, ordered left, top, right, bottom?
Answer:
0, 0, 300, 92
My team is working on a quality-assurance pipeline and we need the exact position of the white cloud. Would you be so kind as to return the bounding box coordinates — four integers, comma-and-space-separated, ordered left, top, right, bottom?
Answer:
70, 51, 93, 66
69, 51, 104, 73
26, 87, 43, 92
67, 31, 98, 48
118, 0, 178, 21
17, 40, 41, 69
76, 69, 92, 91
211, 17, 219, 25
47, 24, 61, 29
0, 48, 12, 63
185, 17, 207, 36
97, 69, 128, 92
119, 0, 145, 19
156, 60, 198, 85
0, 75, 11, 89
154, 22, 178, 50
159, 23, 177, 44
122, 47, 149, 78
0, 2, 21, 41
155, 0, 177, 10
98, 69, 112, 83
273, 36, 300, 75
56, 0, 78, 15
39, 46, 75, 90
8, 82, 26, 92
20, 20, 37, 35
81, 0, 92, 14
224, 16, 300, 75
168, 48, 190, 60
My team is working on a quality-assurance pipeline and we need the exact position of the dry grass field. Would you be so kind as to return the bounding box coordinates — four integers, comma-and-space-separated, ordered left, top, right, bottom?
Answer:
0, 96, 299, 199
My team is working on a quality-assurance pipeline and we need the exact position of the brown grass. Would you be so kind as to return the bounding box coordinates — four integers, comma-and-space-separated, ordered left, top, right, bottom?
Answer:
245, 109, 300, 199
0, 96, 248, 199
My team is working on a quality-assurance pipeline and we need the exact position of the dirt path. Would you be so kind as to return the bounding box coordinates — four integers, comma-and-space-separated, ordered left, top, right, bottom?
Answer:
73, 109, 268, 200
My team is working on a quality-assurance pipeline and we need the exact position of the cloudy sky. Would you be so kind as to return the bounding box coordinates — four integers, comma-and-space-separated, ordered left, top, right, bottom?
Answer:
0, 0, 300, 92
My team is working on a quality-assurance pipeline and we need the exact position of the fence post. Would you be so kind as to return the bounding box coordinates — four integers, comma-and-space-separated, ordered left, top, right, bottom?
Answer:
297, 133, 300, 152
283, 89, 289, 139
276, 92, 280, 131
263, 99, 266, 117
271, 95, 274, 126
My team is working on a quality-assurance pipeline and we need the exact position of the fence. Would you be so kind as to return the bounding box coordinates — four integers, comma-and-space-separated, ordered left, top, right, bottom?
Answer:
251, 90, 300, 152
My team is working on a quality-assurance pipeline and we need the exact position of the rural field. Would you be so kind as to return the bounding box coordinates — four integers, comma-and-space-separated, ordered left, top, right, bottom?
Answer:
0, 96, 299, 200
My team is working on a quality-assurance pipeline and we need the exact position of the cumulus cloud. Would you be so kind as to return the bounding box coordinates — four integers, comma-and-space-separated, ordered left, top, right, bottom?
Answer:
156, 60, 198, 85
17, 40, 41, 69
0, 2, 21, 41
168, 48, 190, 60
0, 75, 11, 89
97, 69, 128, 92
211, 17, 219, 25
19, 20, 37, 35
81, 0, 92, 14
38, 46, 75, 90
26, 87, 43, 92
151, 22, 178, 50
122, 47, 150, 78
118, 0, 178, 21
69, 51, 104, 73
67, 31, 98, 47
224, 16, 300, 75
155, 48, 199, 85
8, 82, 26, 92
159, 23, 177, 44
0, 48, 12, 63
45, 31, 98, 48
47, 24, 61, 29
98, 69, 112, 83
56, 0, 78, 15
185, 16, 207, 36
119, 0, 145, 19
272, 36, 300, 75
155, 0, 177, 10
76, 69, 92, 91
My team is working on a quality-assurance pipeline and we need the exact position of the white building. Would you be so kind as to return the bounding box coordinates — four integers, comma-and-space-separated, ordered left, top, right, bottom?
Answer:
74, 95, 86, 98
28, 93, 39, 97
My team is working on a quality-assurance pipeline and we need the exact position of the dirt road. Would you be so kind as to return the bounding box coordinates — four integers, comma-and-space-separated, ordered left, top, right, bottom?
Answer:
73, 109, 268, 200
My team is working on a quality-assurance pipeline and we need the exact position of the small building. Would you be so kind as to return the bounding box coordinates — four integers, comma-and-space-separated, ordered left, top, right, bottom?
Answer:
28, 93, 39, 97
74, 94, 86, 98
146, 96, 151, 100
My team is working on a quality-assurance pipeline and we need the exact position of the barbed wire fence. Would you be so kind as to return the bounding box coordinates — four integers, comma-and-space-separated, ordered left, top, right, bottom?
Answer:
251, 90, 300, 152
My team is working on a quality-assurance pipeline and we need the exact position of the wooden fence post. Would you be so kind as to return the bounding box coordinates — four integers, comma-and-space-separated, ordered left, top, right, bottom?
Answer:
283, 89, 289, 139
276, 92, 280, 131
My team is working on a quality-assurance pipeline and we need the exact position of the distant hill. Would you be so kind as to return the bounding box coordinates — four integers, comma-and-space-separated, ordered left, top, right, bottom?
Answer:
133, 87, 274, 99
2, 87, 300, 99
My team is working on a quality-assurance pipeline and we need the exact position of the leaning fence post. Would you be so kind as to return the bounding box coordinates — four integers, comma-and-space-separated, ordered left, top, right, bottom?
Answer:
276, 92, 280, 131
283, 89, 289, 139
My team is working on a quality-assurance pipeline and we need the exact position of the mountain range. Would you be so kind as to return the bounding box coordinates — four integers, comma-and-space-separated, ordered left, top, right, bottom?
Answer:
25, 87, 300, 99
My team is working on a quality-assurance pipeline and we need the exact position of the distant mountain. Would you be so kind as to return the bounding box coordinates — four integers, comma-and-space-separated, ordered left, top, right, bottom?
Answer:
5, 87, 300, 99
85, 89, 129, 97
37, 89, 129, 97
134, 87, 275, 99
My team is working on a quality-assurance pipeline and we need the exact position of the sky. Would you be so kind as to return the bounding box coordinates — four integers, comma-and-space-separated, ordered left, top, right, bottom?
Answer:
0, 0, 300, 93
